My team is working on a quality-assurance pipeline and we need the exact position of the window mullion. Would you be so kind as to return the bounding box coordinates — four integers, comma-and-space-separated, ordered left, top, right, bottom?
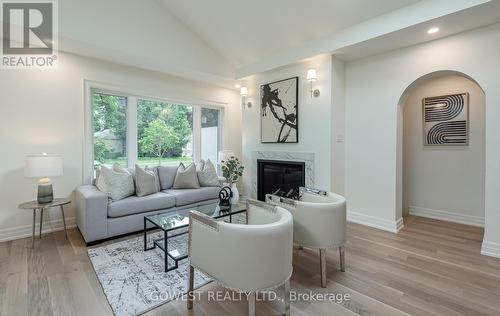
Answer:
127, 96, 138, 168
193, 106, 202, 162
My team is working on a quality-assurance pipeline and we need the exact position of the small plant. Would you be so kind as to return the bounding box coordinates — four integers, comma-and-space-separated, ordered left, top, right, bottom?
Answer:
221, 156, 244, 184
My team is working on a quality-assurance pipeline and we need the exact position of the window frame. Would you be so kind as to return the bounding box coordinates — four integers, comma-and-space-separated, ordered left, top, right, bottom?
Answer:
83, 80, 226, 184
200, 106, 223, 164
90, 90, 131, 170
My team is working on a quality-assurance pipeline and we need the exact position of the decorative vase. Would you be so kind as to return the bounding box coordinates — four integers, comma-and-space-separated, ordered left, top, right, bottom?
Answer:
230, 182, 240, 205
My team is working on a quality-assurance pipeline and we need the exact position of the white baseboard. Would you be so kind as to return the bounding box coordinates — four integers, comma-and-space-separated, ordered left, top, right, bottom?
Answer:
0, 217, 76, 243
481, 240, 500, 259
347, 211, 404, 233
408, 206, 484, 227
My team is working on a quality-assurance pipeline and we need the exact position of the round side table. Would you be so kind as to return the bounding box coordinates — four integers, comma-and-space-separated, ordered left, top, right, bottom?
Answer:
18, 198, 71, 248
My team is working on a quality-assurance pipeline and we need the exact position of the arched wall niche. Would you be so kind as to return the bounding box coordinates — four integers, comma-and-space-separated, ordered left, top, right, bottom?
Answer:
395, 70, 486, 226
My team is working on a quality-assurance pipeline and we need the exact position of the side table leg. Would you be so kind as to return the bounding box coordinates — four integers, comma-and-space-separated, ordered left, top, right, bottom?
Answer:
39, 208, 44, 238
60, 205, 68, 240
32, 209, 36, 248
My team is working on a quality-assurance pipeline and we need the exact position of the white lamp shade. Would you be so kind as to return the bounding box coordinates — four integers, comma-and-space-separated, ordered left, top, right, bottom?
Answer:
25, 154, 63, 178
240, 86, 248, 96
307, 69, 317, 82
218, 150, 235, 163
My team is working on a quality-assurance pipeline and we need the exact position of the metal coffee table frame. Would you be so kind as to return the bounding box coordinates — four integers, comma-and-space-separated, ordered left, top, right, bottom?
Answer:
143, 206, 246, 272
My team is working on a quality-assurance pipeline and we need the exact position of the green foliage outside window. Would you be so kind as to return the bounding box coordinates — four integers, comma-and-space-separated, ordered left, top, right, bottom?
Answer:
137, 100, 193, 158
139, 119, 179, 165
93, 138, 112, 163
92, 93, 193, 167
93, 93, 126, 139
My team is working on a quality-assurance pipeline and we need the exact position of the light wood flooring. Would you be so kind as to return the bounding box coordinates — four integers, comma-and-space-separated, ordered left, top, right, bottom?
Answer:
1, 216, 500, 316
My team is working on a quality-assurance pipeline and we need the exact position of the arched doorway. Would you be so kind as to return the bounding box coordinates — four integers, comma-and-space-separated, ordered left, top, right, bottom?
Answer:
397, 71, 485, 226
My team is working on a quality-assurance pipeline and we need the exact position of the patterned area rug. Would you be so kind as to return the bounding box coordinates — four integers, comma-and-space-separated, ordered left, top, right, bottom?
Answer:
88, 230, 211, 316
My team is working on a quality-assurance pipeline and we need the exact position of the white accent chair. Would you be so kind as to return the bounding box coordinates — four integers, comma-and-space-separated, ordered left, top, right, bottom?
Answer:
266, 187, 346, 288
187, 199, 293, 316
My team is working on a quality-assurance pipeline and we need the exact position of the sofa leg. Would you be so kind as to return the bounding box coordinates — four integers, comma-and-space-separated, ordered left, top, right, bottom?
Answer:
339, 245, 346, 272
284, 279, 290, 316
320, 248, 327, 288
248, 291, 256, 316
187, 265, 194, 309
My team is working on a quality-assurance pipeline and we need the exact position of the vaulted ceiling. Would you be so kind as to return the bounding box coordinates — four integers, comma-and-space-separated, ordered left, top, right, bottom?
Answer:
157, 0, 500, 79
158, 0, 420, 68
55, 0, 500, 87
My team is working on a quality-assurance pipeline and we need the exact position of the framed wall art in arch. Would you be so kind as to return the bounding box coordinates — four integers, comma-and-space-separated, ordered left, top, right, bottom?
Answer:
423, 93, 469, 146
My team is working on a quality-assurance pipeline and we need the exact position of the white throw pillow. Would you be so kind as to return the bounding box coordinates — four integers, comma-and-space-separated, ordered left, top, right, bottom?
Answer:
113, 164, 133, 177
135, 164, 160, 197
173, 162, 200, 189
96, 165, 135, 201
197, 159, 220, 187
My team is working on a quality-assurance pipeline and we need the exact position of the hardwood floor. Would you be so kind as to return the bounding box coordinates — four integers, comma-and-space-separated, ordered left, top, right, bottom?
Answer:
1, 216, 500, 316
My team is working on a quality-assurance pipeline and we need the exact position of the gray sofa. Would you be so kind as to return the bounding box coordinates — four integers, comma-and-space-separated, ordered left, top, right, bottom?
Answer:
75, 165, 220, 243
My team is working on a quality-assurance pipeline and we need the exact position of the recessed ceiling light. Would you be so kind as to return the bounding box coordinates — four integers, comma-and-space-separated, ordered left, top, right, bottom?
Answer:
234, 84, 241, 88
427, 27, 440, 34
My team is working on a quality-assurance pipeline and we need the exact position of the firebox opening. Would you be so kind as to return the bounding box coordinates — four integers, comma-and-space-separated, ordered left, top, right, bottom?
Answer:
257, 159, 305, 201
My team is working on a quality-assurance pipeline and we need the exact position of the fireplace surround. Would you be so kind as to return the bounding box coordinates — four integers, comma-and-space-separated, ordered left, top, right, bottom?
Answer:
249, 151, 315, 199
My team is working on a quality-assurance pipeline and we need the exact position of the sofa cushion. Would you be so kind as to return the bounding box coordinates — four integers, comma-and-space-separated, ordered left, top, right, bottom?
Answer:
108, 192, 175, 217
163, 187, 220, 206
157, 165, 179, 190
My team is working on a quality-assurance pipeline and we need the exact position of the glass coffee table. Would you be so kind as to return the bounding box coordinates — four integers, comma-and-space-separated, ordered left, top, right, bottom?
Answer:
143, 202, 247, 272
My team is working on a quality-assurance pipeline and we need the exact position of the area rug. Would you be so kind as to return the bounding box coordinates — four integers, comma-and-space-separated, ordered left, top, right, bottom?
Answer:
88, 230, 211, 316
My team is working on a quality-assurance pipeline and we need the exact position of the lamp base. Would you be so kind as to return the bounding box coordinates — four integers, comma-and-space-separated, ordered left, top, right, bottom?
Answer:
37, 183, 54, 204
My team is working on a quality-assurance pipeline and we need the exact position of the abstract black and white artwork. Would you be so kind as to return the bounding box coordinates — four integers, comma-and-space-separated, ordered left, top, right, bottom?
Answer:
260, 77, 298, 143
423, 93, 469, 145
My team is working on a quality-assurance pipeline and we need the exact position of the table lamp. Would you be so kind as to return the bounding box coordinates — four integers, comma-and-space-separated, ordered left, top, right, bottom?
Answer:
25, 153, 63, 203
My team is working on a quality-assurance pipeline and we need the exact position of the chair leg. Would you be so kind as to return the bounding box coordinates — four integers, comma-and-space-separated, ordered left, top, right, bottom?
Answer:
39, 208, 43, 238
187, 265, 194, 309
284, 279, 290, 316
339, 245, 346, 272
248, 291, 256, 316
320, 248, 327, 288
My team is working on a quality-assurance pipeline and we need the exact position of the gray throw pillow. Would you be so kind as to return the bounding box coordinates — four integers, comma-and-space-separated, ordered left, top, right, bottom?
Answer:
135, 164, 160, 197
173, 163, 200, 189
197, 159, 220, 187
96, 165, 135, 201
145, 166, 161, 191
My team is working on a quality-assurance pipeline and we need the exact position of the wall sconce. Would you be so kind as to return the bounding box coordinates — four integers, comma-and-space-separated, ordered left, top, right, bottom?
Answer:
240, 86, 252, 109
307, 69, 320, 98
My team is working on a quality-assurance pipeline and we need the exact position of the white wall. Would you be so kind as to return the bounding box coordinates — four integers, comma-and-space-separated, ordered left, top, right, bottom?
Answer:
0, 52, 241, 241
344, 23, 500, 257
402, 75, 485, 225
331, 57, 346, 195
241, 54, 333, 197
